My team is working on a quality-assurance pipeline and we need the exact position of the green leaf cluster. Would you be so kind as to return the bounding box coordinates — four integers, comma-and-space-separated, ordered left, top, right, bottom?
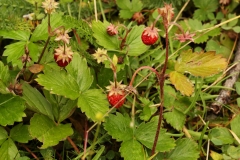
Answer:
116, 0, 143, 19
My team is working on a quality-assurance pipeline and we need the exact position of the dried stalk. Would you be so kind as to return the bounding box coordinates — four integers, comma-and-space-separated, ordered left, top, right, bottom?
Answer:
211, 36, 240, 114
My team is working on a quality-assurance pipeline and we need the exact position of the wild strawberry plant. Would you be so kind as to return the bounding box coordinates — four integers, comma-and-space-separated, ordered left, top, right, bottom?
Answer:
0, 0, 240, 159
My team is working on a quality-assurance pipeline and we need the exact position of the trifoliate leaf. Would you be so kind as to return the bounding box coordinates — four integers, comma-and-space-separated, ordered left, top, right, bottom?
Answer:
0, 139, 20, 160
29, 113, 73, 149
3, 41, 26, 68
22, 82, 54, 120
0, 30, 30, 41
193, 0, 219, 21
78, 89, 109, 122
166, 138, 200, 160
92, 21, 120, 49
0, 94, 26, 126
209, 127, 234, 145
104, 113, 133, 142
0, 127, 8, 145
230, 114, 240, 138
164, 109, 186, 131
169, 71, 194, 96
10, 123, 32, 143
125, 25, 149, 56
0, 61, 10, 94
66, 54, 93, 92
36, 69, 80, 100
135, 117, 176, 152
119, 139, 145, 160
175, 50, 227, 77
116, 0, 143, 19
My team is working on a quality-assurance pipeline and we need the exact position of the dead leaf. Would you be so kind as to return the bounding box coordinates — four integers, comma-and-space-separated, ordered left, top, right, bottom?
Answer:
28, 64, 44, 73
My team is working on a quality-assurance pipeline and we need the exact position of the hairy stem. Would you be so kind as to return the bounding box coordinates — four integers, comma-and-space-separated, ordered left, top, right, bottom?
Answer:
151, 24, 169, 156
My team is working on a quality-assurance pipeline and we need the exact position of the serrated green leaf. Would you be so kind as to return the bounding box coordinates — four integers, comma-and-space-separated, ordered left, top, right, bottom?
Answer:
230, 114, 240, 138
139, 97, 156, 121
0, 127, 8, 145
66, 54, 93, 92
163, 85, 177, 108
175, 50, 227, 77
119, 139, 145, 160
10, 123, 32, 143
193, 0, 218, 21
3, 41, 26, 67
29, 113, 73, 149
135, 117, 176, 152
164, 109, 186, 131
0, 94, 26, 126
209, 127, 234, 145
169, 71, 194, 96
0, 30, 30, 41
166, 138, 199, 160
43, 90, 77, 123
116, 0, 131, 9
0, 139, 20, 160
125, 25, 149, 56
78, 89, 109, 122
104, 113, 133, 142
92, 21, 120, 49
28, 42, 40, 62
0, 61, 10, 94
206, 39, 231, 58
116, 0, 142, 19
31, 13, 66, 42
119, 10, 134, 19
36, 69, 80, 100
22, 82, 54, 120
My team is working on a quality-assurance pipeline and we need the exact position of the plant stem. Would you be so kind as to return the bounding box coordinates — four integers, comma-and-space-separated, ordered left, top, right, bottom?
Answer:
151, 22, 169, 156
67, 136, 80, 153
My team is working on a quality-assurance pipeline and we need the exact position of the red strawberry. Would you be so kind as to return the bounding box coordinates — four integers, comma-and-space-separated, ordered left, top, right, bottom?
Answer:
106, 81, 126, 108
54, 45, 74, 67
141, 26, 160, 45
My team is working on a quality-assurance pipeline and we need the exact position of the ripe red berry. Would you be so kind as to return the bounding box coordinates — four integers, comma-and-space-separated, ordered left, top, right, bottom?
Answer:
107, 92, 125, 108
54, 54, 72, 67
141, 26, 160, 45
106, 81, 126, 108
54, 45, 73, 67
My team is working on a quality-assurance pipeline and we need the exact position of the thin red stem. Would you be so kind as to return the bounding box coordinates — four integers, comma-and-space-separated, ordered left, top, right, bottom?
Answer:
67, 136, 80, 153
151, 23, 169, 156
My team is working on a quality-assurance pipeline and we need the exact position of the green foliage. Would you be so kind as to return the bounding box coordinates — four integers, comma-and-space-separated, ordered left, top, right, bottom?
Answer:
0, 94, 26, 126
164, 109, 186, 131
29, 113, 73, 149
209, 127, 234, 145
116, 0, 143, 19
0, 61, 11, 94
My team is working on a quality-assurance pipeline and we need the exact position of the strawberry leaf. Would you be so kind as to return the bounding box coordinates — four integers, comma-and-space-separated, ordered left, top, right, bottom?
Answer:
0, 127, 8, 145
116, 0, 143, 19
36, 69, 80, 100
0, 94, 26, 126
166, 138, 200, 160
119, 139, 145, 160
10, 123, 32, 143
3, 41, 26, 68
31, 13, 65, 42
66, 53, 93, 92
164, 109, 186, 131
92, 21, 120, 50
0, 61, 11, 94
230, 114, 240, 138
175, 50, 227, 77
104, 113, 133, 142
43, 91, 77, 123
22, 82, 54, 120
0, 139, 20, 159
78, 89, 109, 122
125, 25, 149, 56
193, 0, 219, 21
0, 30, 30, 41
209, 127, 234, 145
169, 71, 194, 96
29, 113, 73, 149
135, 117, 176, 152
